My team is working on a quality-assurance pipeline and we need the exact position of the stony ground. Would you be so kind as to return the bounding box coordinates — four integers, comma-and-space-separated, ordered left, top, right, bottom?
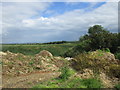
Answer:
1, 50, 120, 88
3, 71, 60, 88
1, 50, 65, 88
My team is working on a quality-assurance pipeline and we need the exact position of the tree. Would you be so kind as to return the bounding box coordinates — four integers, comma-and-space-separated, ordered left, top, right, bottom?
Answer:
79, 25, 119, 53
88, 25, 109, 35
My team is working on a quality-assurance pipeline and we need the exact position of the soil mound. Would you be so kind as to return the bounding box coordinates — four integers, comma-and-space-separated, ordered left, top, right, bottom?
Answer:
35, 50, 53, 58
2, 51, 66, 76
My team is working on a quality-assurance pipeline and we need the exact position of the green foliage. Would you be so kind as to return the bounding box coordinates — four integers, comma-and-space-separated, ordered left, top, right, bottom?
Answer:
2, 43, 77, 56
80, 78, 102, 88
114, 83, 120, 89
103, 48, 110, 52
115, 52, 120, 60
88, 25, 109, 35
43, 41, 67, 44
71, 51, 105, 72
78, 25, 119, 54
33, 84, 59, 88
71, 50, 120, 78
29, 61, 34, 65
60, 78, 86, 88
33, 77, 102, 88
59, 67, 76, 81
64, 40, 91, 57
65, 25, 119, 57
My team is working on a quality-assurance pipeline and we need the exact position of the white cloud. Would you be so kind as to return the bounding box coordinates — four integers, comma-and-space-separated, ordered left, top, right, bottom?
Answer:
21, 2, 118, 32
1, 2, 118, 43
1, 0, 119, 2
2, 2, 51, 34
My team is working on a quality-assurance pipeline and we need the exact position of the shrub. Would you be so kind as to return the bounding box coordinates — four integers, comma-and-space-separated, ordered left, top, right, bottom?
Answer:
114, 83, 120, 89
81, 78, 102, 88
103, 48, 110, 52
115, 53, 120, 60
64, 40, 91, 57
60, 77, 87, 88
59, 67, 76, 81
57, 77, 102, 88
71, 51, 104, 72
71, 50, 119, 76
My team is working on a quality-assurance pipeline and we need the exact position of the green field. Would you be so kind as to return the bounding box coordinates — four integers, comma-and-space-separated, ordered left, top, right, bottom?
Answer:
1, 43, 77, 56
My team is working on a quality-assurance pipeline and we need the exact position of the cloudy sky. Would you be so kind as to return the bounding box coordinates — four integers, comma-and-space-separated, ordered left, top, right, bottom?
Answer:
1, 1, 118, 43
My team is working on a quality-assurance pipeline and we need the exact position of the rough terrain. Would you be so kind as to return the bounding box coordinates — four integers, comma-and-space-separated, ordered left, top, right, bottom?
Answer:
1, 50, 65, 88
1, 50, 120, 88
3, 71, 60, 88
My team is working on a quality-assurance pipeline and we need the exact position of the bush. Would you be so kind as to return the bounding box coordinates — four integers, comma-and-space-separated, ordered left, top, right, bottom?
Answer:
115, 53, 120, 60
33, 77, 102, 88
64, 40, 91, 57
102, 48, 110, 52
114, 83, 120, 89
59, 67, 76, 81
71, 50, 120, 77
71, 51, 106, 72
81, 78, 102, 88
60, 77, 102, 88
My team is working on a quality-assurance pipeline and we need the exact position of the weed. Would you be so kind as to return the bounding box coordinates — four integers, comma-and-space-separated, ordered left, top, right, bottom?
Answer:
59, 67, 76, 81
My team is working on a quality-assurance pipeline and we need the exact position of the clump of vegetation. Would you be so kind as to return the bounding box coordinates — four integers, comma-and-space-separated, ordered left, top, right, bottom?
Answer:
33, 77, 102, 88
115, 52, 120, 60
33, 64, 102, 88
58, 66, 76, 81
80, 78, 102, 88
64, 25, 120, 57
114, 83, 120, 89
71, 50, 120, 79
64, 40, 91, 57
2, 43, 77, 56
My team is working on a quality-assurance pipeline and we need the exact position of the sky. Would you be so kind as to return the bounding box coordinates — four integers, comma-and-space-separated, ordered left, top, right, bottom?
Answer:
0, 1, 118, 43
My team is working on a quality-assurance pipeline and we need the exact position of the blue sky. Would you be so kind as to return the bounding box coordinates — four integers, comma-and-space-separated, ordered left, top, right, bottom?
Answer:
34, 2, 106, 18
1, 2, 118, 43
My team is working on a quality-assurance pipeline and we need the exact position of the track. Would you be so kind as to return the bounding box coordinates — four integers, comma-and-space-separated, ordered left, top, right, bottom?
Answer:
2, 71, 61, 88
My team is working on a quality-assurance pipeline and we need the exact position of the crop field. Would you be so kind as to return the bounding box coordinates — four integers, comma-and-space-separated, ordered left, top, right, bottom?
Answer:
1, 43, 77, 56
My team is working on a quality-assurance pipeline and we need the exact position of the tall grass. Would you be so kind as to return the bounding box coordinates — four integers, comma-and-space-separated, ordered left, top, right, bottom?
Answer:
2, 43, 77, 56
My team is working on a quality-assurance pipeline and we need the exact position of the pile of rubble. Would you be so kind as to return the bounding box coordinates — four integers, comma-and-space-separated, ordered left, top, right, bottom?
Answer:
1, 50, 66, 76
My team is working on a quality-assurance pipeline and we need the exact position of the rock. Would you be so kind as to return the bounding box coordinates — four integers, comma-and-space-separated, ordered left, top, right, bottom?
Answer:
99, 72, 113, 88
65, 57, 74, 61
0, 52, 7, 56
35, 65, 41, 69
89, 50, 118, 64
18, 61, 22, 66
18, 71, 24, 74
75, 69, 94, 79
36, 50, 53, 58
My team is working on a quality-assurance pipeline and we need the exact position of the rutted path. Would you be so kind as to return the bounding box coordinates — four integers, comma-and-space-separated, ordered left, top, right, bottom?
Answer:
3, 71, 61, 88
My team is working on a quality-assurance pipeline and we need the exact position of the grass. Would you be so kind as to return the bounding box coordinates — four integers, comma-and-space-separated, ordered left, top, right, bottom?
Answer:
1, 43, 77, 56
58, 66, 76, 81
33, 77, 102, 88
33, 66, 102, 88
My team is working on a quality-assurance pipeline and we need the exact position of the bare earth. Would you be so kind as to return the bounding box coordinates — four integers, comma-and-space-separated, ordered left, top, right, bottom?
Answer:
3, 71, 60, 88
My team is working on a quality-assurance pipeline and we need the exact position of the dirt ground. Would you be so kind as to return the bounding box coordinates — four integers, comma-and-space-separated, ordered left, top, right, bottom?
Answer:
2, 71, 61, 88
